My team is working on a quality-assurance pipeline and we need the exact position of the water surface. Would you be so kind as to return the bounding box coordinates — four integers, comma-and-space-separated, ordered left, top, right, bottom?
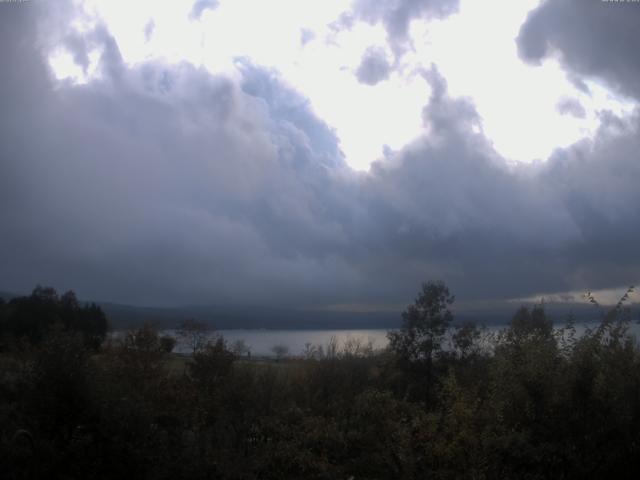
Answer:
165, 328, 390, 357
149, 321, 640, 357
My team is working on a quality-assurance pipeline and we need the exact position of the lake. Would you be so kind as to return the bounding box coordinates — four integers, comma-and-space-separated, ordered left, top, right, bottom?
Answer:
162, 321, 640, 357
163, 328, 390, 357
95, 319, 640, 358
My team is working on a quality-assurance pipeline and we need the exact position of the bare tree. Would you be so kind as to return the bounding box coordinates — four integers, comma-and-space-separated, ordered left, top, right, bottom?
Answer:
270, 344, 289, 361
302, 342, 324, 360
177, 319, 210, 354
231, 339, 251, 358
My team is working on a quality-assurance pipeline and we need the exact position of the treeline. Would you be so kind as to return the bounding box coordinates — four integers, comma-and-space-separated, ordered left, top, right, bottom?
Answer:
1, 283, 640, 479
0, 286, 108, 349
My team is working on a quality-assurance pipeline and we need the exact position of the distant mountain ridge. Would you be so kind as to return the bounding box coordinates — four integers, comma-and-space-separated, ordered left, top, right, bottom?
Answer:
2, 289, 633, 330
0, 291, 20, 301
74, 298, 630, 331
100, 303, 399, 330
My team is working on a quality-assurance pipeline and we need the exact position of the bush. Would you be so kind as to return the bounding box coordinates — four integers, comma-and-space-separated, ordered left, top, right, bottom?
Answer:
159, 335, 177, 353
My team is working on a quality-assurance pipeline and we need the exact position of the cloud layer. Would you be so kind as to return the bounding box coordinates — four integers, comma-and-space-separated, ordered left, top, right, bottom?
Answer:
355, 46, 392, 85
346, 0, 460, 55
517, 0, 640, 101
1, 1, 639, 308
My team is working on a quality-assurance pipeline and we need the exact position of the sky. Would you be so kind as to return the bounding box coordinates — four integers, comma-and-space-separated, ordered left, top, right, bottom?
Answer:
0, 0, 639, 309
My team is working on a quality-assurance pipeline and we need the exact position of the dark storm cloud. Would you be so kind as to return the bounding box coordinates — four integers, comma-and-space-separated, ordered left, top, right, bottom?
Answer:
517, 0, 640, 101
0, 2, 358, 306
540, 111, 640, 290
1, 2, 639, 308
354, 67, 640, 301
352, 67, 580, 301
355, 47, 391, 85
556, 97, 586, 119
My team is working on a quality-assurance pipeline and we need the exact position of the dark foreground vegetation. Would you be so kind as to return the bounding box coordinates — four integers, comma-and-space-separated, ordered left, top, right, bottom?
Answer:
1, 283, 639, 479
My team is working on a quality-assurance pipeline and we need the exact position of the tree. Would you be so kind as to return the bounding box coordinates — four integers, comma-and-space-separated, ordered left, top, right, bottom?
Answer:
159, 335, 177, 353
3, 286, 107, 348
124, 322, 162, 354
0, 297, 7, 345
177, 319, 210, 354
387, 281, 454, 400
452, 321, 482, 360
231, 339, 251, 357
188, 336, 236, 392
271, 344, 289, 361
388, 281, 454, 365
508, 304, 553, 341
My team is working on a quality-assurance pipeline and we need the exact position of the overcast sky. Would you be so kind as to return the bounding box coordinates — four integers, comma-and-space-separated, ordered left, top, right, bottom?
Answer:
1, 0, 639, 308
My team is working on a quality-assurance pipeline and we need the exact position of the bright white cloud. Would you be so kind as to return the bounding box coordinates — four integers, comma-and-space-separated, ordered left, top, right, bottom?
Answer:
49, 48, 87, 84
45, 0, 638, 171
410, 0, 631, 163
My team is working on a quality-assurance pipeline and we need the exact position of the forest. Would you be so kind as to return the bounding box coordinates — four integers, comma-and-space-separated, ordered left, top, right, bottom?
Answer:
1, 282, 639, 479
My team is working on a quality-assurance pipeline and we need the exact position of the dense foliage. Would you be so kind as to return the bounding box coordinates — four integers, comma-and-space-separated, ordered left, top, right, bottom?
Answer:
0, 286, 108, 349
1, 283, 640, 479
